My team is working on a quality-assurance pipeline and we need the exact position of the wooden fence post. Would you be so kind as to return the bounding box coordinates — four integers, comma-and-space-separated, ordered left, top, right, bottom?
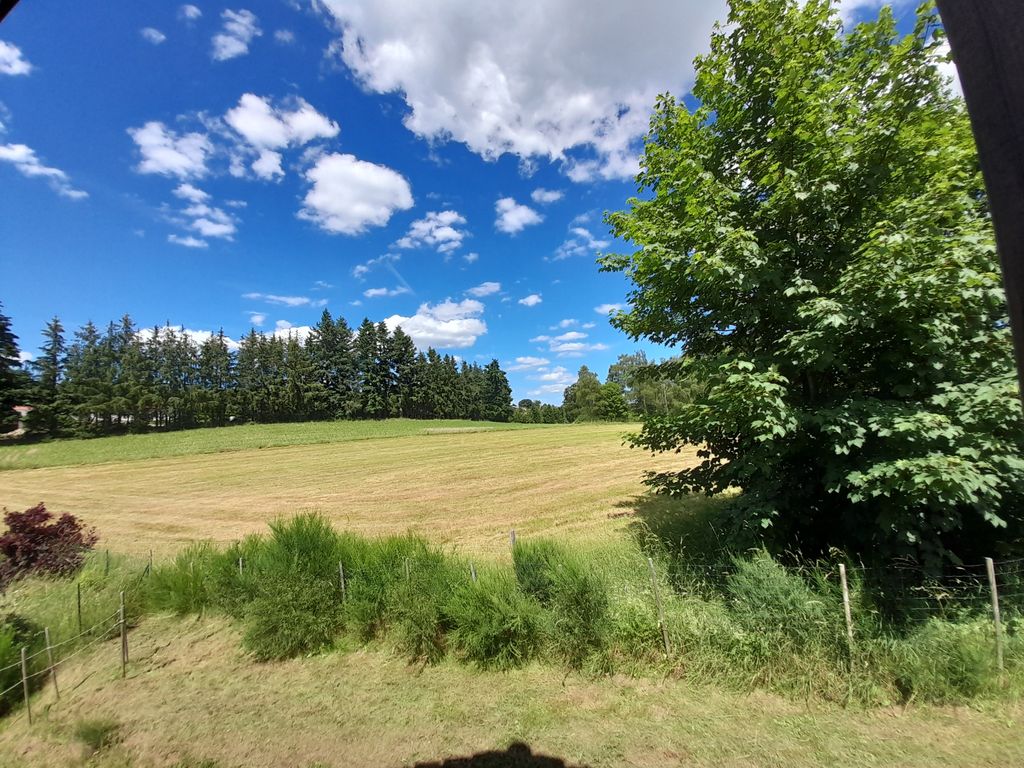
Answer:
76, 582, 83, 635
338, 562, 346, 601
237, 557, 243, 578
119, 591, 127, 679
104, 549, 110, 577
509, 529, 516, 549
647, 557, 671, 657
404, 557, 410, 581
985, 557, 1005, 676
20, 647, 31, 725
470, 562, 478, 583
44, 628, 59, 700
839, 564, 854, 644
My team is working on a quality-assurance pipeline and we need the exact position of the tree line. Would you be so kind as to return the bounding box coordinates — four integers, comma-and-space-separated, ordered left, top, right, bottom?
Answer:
0, 305, 515, 437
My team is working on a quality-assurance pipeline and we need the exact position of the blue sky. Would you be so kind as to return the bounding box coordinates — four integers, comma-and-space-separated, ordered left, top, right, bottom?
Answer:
0, 0, 920, 402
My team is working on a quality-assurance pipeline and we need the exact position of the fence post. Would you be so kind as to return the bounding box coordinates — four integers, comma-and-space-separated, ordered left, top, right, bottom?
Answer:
105, 549, 110, 577
20, 647, 31, 725
76, 582, 83, 635
44, 628, 59, 700
509, 529, 516, 549
985, 557, 1005, 676
238, 557, 243, 578
338, 562, 346, 601
404, 557, 410, 581
647, 557, 671, 657
839, 564, 854, 644
470, 562, 478, 583
119, 591, 127, 679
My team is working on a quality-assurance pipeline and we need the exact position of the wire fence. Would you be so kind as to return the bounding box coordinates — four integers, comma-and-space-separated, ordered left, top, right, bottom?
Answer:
0, 558, 147, 727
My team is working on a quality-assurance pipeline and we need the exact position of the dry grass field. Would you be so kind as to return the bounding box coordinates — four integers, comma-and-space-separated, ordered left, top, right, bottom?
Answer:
0, 422, 688, 557
2, 616, 1021, 768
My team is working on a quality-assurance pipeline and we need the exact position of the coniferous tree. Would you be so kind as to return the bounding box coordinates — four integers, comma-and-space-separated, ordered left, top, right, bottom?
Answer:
27, 316, 69, 437
481, 360, 513, 422
0, 302, 29, 432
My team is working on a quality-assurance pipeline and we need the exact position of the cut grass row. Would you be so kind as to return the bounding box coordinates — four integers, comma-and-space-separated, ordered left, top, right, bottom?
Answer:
0, 419, 546, 471
0, 422, 679, 556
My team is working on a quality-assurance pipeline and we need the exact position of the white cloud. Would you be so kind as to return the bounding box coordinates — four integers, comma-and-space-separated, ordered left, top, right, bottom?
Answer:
554, 226, 609, 260
527, 365, 575, 396
581, 321, 596, 329
463, 252, 479, 264
394, 210, 467, 253
507, 356, 549, 371
552, 318, 578, 329
495, 197, 542, 234
384, 298, 486, 349
530, 330, 608, 358
466, 281, 501, 298
364, 285, 410, 298
17, 350, 33, 363
0, 41, 32, 76
275, 30, 296, 45
313, 280, 333, 289
128, 121, 211, 179
531, 188, 563, 204
299, 152, 413, 235
172, 183, 209, 203
212, 9, 261, 61
315, 1, 725, 180
179, 4, 202, 21
594, 303, 622, 315
168, 234, 208, 248
270, 322, 314, 343
0, 143, 88, 199
141, 28, 167, 45
931, 38, 963, 100
225, 93, 339, 150
518, 293, 542, 307
352, 252, 400, 279
180, 201, 236, 239
242, 292, 328, 308
248, 311, 267, 326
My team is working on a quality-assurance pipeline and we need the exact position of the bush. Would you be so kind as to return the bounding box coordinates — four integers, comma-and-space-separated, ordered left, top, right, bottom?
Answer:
513, 539, 562, 604
445, 570, 544, 669
890, 618, 997, 702
147, 543, 218, 615
243, 572, 344, 661
0, 503, 98, 588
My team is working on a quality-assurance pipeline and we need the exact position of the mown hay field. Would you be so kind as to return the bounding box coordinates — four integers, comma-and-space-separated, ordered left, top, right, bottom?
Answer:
0, 421, 688, 557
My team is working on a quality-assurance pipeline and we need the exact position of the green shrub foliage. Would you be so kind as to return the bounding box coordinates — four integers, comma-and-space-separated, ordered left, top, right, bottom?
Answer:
600, 0, 1024, 568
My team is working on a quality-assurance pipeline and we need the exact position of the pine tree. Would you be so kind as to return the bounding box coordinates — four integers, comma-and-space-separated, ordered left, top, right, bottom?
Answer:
0, 302, 29, 433
481, 360, 513, 422
28, 316, 69, 437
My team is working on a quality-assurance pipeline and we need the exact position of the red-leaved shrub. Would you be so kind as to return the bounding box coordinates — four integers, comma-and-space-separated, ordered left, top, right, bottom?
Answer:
0, 503, 98, 589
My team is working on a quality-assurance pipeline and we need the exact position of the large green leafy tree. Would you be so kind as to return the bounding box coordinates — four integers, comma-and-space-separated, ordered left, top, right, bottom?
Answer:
602, 0, 1024, 566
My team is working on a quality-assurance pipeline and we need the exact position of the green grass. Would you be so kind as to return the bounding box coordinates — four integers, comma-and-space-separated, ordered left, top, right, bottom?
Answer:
0, 419, 545, 471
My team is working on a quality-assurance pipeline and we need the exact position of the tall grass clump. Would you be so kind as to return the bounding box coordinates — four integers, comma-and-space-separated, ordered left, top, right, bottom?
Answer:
514, 539, 610, 668
446, 569, 544, 669
147, 543, 218, 615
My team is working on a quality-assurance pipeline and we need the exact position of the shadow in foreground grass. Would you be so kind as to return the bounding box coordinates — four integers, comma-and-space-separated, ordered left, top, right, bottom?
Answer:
412, 742, 586, 768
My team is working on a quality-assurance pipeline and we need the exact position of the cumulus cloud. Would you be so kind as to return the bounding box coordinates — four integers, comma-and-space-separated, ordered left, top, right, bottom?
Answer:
212, 9, 261, 61
275, 30, 296, 44
299, 152, 413, 235
270, 321, 314, 343
179, 4, 202, 21
463, 252, 479, 264
384, 298, 486, 349
128, 121, 211, 179
247, 311, 267, 326
594, 303, 623, 315
172, 183, 209, 203
507, 356, 549, 371
168, 234, 208, 248
315, 0, 726, 180
528, 365, 575, 396
530, 330, 608, 358
183, 202, 237, 239
552, 318, 578, 329
394, 210, 467, 253
466, 281, 501, 298
242, 292, 328, 308
495, 197, 542, 234
364, 285, 411, 298
0, 41, 32, 76
0, 143, 88, 199
531, 188, 563, 204
518, 294, 542, 307
141, 28, 167, 45
554, 226, 609, 260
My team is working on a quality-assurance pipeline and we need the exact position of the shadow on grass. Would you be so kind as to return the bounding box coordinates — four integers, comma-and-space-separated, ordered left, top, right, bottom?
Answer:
412, 742, 586, 767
